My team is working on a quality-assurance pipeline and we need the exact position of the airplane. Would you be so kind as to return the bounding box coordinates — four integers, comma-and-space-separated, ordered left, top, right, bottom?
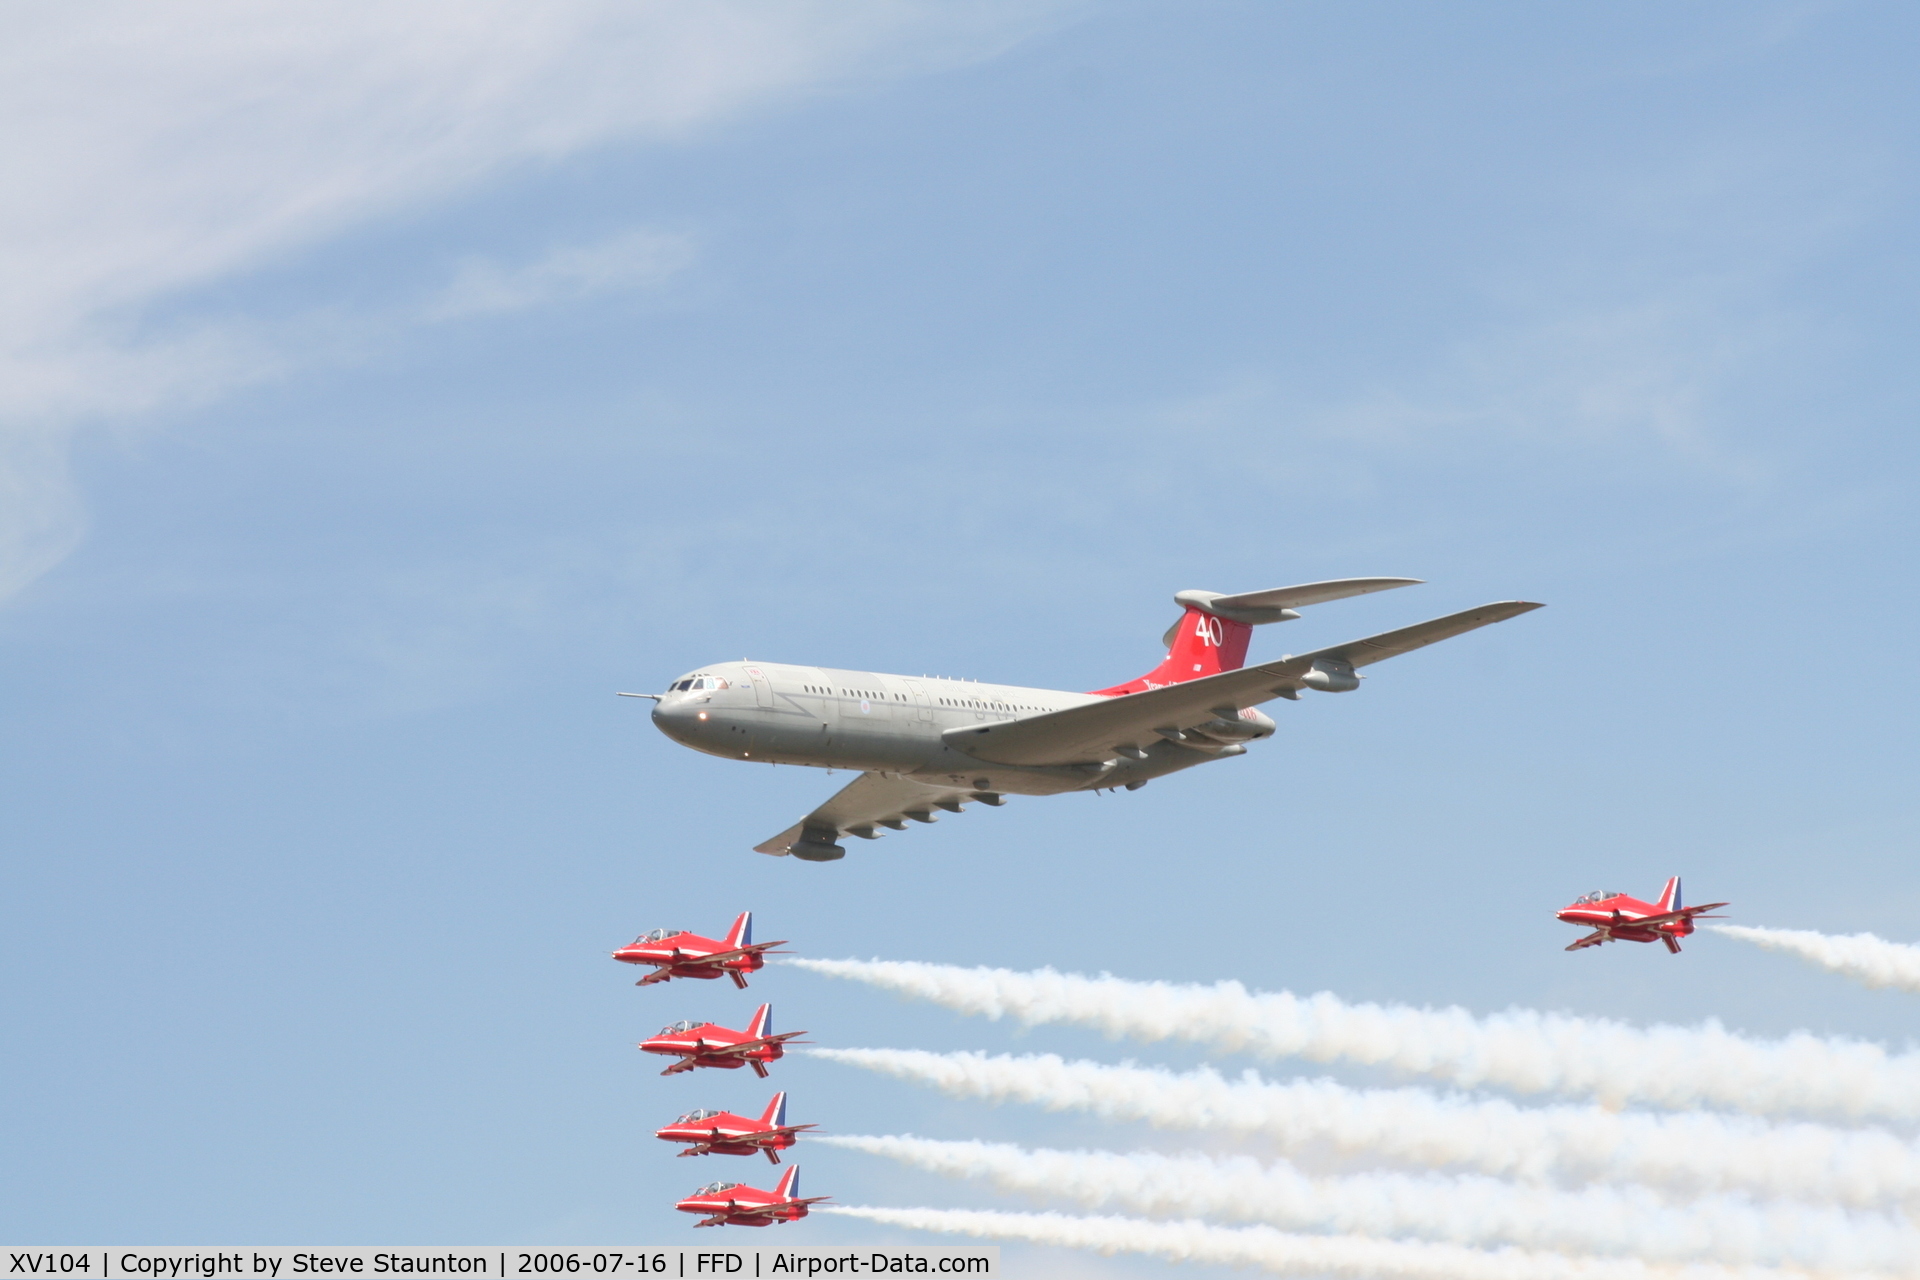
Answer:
638, 1003, 805, 1078
656, 1091, 817, 1164
1557, 877, 1730, 953
675, 1165, 828, 1228
624, 577, 1543, 860
612, 911, 788, 988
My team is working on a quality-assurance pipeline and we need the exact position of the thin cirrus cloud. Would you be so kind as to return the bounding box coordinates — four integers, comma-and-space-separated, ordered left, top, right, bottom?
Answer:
0, 0, 1080, 602
420, 228, 699, 323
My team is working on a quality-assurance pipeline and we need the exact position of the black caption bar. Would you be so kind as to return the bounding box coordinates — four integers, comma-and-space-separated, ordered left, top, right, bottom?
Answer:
3, 1251, 995, 1280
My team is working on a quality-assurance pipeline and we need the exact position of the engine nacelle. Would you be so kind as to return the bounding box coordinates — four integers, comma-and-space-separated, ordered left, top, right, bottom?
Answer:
1190, 708, 1277, 743
789, 837, 846, 862
1301, 658, 1360, 693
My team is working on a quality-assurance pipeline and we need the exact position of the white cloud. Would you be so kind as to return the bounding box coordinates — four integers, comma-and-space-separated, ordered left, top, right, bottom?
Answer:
421, 228, 697, 322
0, 0, 1078, 600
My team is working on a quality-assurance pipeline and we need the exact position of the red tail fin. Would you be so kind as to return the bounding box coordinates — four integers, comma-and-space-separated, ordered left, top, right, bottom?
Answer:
774, 1165, 800, 1201
1655, 877, 1681, 913
1092, 608, 1252, 696
759, 1091, 787, 1127
724, 911, 752, 949
746, 1003, 771, 1039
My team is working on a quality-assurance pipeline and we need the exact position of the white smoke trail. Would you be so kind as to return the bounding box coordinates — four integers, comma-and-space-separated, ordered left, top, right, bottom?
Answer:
820, 1134, 1918, 1272
820, 1205, 1819, 1280
793, 957, 1920, 1119
1714, 926, 1920, 994
810, 1048, 1920, 1209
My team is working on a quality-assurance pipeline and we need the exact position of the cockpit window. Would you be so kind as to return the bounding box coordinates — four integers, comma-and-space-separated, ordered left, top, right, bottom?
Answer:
676, 1109, 721, 1123
1575, 891, 1622, 904
659, 1020, 704, 1034
696, 1182, 739, 1195
672, 677, 729, 693
638, 928, 685, 943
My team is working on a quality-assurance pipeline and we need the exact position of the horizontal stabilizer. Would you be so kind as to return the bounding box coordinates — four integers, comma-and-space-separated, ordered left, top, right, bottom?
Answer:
1172, 577, 1422, 629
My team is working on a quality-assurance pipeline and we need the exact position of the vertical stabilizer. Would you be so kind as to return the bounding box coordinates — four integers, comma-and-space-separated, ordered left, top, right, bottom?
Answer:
759, 1091, 788, 1127
1092, 608, 1253, 695
775, 1166, 800, 1201
725, 911, 753, 949
747, 1003, 771, 1040
1656, 877, 1681, 913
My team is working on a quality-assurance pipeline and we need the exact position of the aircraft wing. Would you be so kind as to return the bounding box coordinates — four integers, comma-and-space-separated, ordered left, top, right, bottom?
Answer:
949, 601, 1544, 767
754, 771, 983, 855
1624, 903, 1732, 929
706, 1033, 808, 1061
1565, 930, 1610, 951
682, 942, 791, 967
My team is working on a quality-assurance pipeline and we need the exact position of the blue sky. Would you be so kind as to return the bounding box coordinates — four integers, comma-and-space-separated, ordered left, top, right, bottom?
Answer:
4, 2, 1919, 1272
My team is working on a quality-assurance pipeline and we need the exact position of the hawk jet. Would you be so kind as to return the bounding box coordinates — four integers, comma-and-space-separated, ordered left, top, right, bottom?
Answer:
656, 1091, 816, 1163
612, 911, 787, 988
675, 1166, 827, 1228
638, 1004, 805, 1078
628, 577, 1541, 860
1558, 877, 1730, 953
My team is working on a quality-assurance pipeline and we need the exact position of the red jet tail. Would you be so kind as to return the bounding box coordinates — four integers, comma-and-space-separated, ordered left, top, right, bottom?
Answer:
759, 1091, 788, 1127
774, 1166, 800, 1201
1093, 608, 1252, 696
725, 911, 753, 950
1656, 876, 1681, 914
746, 1003, 772, 1041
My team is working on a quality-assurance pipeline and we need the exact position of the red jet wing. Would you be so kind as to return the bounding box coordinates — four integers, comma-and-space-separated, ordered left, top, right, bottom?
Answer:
677, 1124, 818, 1163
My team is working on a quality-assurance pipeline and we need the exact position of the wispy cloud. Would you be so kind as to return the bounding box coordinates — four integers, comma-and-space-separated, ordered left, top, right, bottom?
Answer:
420, 228, 697, 322
0, 0, 1078, 601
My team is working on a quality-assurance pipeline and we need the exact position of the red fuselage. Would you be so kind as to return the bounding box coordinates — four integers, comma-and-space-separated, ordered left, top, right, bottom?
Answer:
675, 1170, 824, 1227
656, 1093, 812, 1164
637, 1007, 802, 1078
657, 1113, 804, 1162
1556, 892, 1689, 944
614, 932, 759, 979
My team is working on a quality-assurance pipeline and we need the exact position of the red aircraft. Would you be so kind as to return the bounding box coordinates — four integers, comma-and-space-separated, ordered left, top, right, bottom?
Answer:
656, 1091, 816, 1164
639, 1003, 805, 1077
1557, 877, 1729, 953
612, 911, 787, 989
676, 1165, 828, 1228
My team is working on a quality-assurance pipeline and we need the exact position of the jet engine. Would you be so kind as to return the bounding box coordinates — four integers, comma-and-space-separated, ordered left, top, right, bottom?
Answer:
789, 837, 846, 862
1187, 708, 1277, 744
1301, 658, 1360, 693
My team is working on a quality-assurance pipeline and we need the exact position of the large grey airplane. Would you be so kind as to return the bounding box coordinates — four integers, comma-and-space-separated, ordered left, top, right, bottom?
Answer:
628, 580, 1541, 861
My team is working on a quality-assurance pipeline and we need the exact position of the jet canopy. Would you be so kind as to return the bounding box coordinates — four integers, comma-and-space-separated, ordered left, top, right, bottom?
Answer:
1574, 891, 1623, 904
636, 928, 685, 943
695, 1182, 739, 1195
659, 1020, 705, 1034
676, 1109, 722, 1123
670, 676, 729, 692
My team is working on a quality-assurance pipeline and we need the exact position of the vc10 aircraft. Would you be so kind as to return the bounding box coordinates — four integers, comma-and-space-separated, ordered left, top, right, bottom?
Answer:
629, 578, 1542, 860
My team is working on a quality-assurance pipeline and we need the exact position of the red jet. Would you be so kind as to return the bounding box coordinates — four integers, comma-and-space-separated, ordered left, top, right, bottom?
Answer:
1558, 877, 1729, 953
656, 1091, 816, 1164
639, 1003, 805, 1077
675, 1165, 828, 1228
612, 911, 788, 989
